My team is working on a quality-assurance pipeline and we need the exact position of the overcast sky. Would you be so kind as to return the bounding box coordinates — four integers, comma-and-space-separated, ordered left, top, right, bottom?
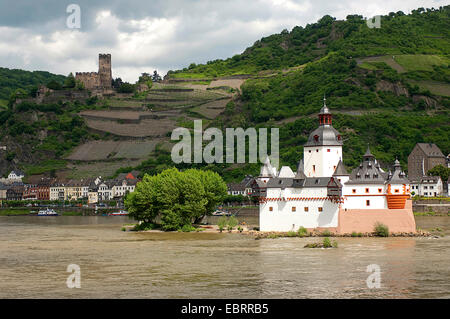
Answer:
0, 0, 447, 82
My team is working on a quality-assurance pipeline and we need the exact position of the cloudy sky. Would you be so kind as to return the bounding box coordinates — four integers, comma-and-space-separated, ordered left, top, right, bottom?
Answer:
0, 0, 447, 82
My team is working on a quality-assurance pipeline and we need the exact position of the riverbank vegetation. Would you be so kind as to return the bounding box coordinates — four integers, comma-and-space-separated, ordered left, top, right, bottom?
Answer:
124, 168, 227, 231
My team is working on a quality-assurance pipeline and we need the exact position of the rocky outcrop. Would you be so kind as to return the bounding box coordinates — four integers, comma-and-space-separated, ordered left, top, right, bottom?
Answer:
376, 80, 409, 96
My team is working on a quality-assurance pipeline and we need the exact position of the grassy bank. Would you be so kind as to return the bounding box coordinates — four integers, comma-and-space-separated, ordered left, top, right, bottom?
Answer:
0, 209, 31, 216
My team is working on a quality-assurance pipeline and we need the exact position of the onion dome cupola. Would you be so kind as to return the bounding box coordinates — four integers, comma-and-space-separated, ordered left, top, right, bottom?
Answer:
304, 96, 343, 147
387, 158, 409, 184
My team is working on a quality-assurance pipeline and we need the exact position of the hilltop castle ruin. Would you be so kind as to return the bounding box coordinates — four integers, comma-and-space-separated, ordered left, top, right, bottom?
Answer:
75, 54, 112, 90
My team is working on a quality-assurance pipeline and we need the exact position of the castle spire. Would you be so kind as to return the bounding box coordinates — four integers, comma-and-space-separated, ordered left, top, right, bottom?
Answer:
319, 96, 331, 125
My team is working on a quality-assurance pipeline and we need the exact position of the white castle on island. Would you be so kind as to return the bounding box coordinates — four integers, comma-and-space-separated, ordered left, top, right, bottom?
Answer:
255, 97, 416, 234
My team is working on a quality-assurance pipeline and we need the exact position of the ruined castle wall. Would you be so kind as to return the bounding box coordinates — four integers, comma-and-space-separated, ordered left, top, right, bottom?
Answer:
75, 72, 100, 90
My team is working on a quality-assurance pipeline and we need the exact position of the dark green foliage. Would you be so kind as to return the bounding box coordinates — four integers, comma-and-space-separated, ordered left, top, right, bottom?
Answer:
125, 168, 227, 231
46, 80, 63, 90
0, 67, 65, 101
374, 222, 389, 237
117, 82, 136, 93
63, 73, 76, 88
427, 165, 450, 183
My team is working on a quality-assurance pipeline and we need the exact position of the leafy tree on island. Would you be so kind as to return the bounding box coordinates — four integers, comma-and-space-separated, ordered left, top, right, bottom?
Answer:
125, 168, 227, 231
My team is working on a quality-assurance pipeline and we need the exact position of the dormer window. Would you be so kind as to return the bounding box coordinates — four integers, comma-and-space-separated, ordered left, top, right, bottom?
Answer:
314, 135, 319, 142
337, 135, 341, 141
373, 174, 378, 178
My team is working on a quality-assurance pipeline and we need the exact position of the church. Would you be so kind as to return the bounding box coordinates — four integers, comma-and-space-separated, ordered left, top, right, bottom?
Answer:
256, 98, 416, 234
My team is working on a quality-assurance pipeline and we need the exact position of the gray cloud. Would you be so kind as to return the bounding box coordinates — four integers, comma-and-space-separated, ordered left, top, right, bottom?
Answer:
0, 0, 447, 82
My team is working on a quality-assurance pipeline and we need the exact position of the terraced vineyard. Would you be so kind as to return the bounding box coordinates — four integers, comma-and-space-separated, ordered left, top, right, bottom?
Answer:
62, 80, 237, 178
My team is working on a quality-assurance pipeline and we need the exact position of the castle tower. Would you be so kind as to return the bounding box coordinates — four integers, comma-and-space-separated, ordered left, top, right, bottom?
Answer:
303, 96, 343, 177
98, 54, 112, 88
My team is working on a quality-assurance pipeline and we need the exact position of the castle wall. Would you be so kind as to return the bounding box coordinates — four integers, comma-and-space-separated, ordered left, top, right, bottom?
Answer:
75, 72, 100, 90
259, 186, 340, 231
337, 200, 416, 234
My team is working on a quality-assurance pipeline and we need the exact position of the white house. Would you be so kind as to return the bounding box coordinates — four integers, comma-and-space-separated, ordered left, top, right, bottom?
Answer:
8, 170, 24, 181
410, 176, 443, 197
257, 98, 414, 233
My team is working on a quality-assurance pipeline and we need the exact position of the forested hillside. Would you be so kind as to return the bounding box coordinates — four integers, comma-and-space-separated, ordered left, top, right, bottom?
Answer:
0, 68, 65, 108
170, 7, 449, 78
165, 6, 450, 180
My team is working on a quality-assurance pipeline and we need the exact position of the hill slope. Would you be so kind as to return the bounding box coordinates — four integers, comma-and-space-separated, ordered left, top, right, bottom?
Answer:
0, 5, 449, 182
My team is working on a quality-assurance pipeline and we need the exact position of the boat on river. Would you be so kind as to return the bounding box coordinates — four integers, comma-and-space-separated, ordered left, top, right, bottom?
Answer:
37, 208, 58, 216
108, 210, 129, 216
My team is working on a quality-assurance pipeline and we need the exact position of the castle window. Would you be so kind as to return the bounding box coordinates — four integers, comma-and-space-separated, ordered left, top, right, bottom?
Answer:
304, 207, 309, 212
318, 207, 323, 212
366, 200, 370, 206
395, 189, 399, 193
309, 150, 311, 153
365, 188, 369, 193
316, 149, 319, 152
333, 166, 336, 171
378, 188, 382, 193
352, 189, 356, 194
269, 207, 273, 212
313, 165, 316, 172
292, 207, 296, 212
327, 149, 330, 152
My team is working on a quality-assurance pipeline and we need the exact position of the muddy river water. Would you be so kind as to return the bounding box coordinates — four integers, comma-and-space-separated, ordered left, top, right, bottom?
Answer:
0, 215, 448, 298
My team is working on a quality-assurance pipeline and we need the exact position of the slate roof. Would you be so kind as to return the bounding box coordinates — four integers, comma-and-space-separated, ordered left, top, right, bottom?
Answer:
416, 143, 445, 157
333, 160, 349, 176
386, 159, 409, 184
410, 176, 442, 184
265, 177, 333, 189
346, 147, 388, 185
304, 125, 343, 147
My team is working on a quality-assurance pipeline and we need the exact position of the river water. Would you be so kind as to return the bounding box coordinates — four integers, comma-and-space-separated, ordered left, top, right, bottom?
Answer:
0, 215, 448, 298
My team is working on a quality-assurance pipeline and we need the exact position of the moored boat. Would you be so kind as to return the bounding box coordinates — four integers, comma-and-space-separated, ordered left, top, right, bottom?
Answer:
37, 208, 58, 216
108, 210, 129, 216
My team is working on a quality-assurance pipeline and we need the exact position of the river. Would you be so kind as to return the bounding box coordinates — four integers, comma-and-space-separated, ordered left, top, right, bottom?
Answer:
0, 215, 448, 298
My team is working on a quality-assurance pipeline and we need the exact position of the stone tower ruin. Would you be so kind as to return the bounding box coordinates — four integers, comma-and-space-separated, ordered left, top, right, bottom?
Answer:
98, 54, 112, 88
75, 53, 112, 90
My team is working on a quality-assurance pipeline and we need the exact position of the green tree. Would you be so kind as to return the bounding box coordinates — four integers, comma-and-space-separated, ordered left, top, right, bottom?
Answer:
427, 165, 450, 183
185, 169, 227, 223
63, 73, 76, 88
125, 168, 227, 231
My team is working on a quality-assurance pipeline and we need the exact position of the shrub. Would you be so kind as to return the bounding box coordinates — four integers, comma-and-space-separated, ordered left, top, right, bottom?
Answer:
228, 216, 238, 229
133, 222, 158, 231
323, 237, 332, 248
286, 231, 297, 237
180, 224, 196, 232
217, 216, 228, 233
237, 226, 243, 233
351, 231, 363, 237
374, 222, 389, 237
121, 227, 126, 232
332, 240, 338, 248
321, 230, 332, 237
297, 226, 308, 237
